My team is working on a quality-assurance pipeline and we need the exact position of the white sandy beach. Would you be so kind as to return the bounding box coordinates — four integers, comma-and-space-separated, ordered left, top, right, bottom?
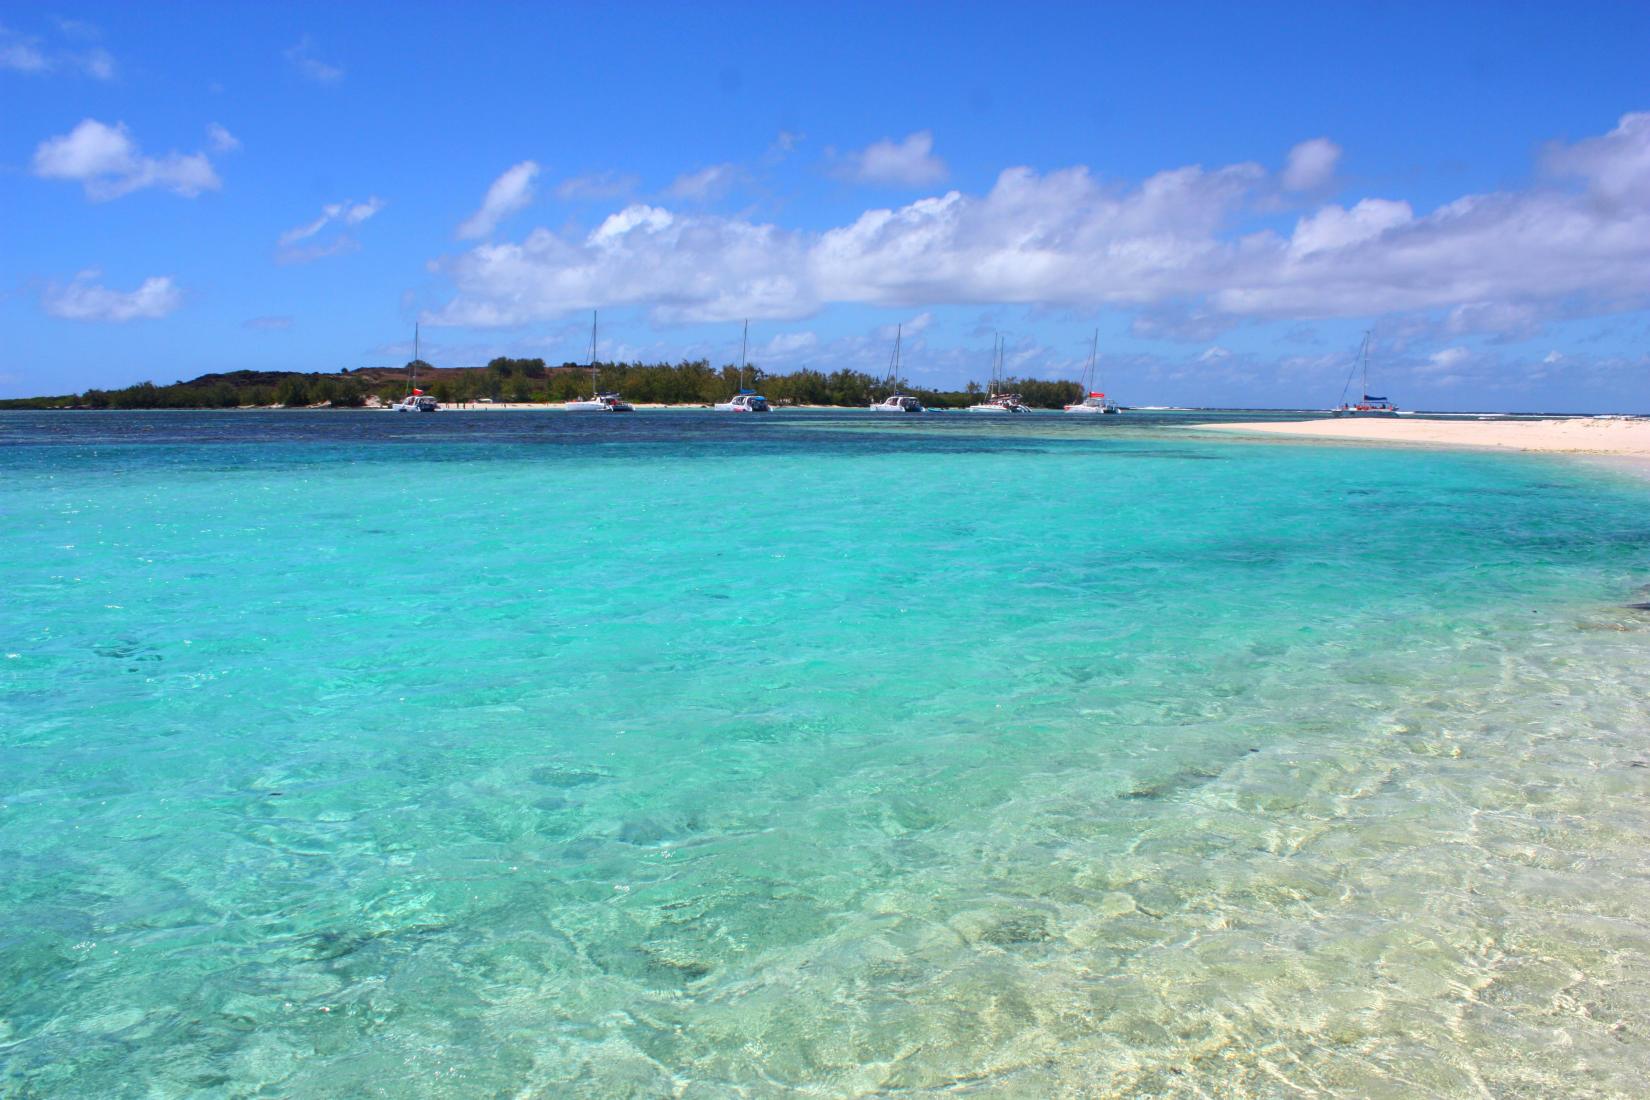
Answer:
1192, 416, 1650, 457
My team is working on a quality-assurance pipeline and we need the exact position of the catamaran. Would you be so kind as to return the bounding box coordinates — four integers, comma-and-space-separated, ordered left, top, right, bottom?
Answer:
390, 323, 439, 411
965, 334, 1027, 412
869, 324, 924, 413
565, 311, 634, 412
1331, 331, 1398, 417
713, 320, 771, 412
1064, 330, 1118, 414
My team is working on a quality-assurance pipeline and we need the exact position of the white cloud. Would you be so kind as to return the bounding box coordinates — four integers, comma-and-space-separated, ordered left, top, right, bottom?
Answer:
666, 163, 740, 201
1444, 300, 1541, 339
1289, 198, 1413, 255
839, 131, 948, 187
206, 123, 240, 152
1, 39, 48, 72
430, 113, 1650, 336
1281, 138, 1341, 191
457, 161, 539, 239
0, 23, 114, 77
1543, 350, 1563, 364
1544, 112, 1650, 206
1428, 346, 1470, 369
32, 119, 220, 200
278, 197, 385, 262
285, 35, 342, 83
766, 130, 804, 162
761, 331, 818, 358
44, 271, 181, 322
78, 47, 113, 79
1198, 345, 1232, 362
555, 171, 639, 201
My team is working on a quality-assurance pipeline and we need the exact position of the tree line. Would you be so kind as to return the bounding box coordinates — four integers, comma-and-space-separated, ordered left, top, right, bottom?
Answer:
1, 358, 1086, 410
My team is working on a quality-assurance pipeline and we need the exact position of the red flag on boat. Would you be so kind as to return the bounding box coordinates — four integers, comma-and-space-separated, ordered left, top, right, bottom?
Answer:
412, 388, 424, 395
1091, 392, 1104, 398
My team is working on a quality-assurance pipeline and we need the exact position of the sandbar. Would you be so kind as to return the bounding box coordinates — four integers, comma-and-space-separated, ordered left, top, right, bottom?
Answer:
1192, 416, 1650, 457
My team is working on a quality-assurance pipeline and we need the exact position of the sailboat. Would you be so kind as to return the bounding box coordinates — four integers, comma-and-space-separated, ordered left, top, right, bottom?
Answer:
1331, 332, 1398, 417
713, 319, 770, 412
390, 323, 439, 411
1064, 330, 1118, 414
869, 324, 924, 412
564, 311, 633, 412
965, 334, 1027, 412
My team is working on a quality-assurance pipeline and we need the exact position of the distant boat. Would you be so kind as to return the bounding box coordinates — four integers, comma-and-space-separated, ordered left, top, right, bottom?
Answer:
391, 323, 439, 411
566, 311, 634, 412
1064, 330, 1118, 414
870, 324, 924, 413
1331, 332, 1398, 417
713, 320, 771, 412
966, 334, 1027, 413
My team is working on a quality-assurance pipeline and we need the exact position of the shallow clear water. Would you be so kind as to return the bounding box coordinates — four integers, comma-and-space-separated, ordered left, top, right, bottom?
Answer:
3, 409, 1649, 1097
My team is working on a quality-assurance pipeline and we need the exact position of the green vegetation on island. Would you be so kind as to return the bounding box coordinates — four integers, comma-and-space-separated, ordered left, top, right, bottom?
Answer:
0, 358, 1085, 410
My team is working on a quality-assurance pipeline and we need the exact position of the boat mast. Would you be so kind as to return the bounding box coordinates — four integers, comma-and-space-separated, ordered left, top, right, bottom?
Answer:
889, 323, 902, 395
1090, 329, 1099, 397
1360, 330, 1371, 402
590, 310, 598, 396
740, 318, 748, 391
411, 322, 419, 395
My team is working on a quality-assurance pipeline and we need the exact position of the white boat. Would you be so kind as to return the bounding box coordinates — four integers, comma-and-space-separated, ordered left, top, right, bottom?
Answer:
966, 335, 1028, 413
715, 392, 770, 412
1064, 331, 1118, 414
565, 393, 634, 412
713, 321, 771, 412
392, 324, 439, 411
1331, 332, 1398, 417
566, 311, 633, 412
869, 324, 924, 413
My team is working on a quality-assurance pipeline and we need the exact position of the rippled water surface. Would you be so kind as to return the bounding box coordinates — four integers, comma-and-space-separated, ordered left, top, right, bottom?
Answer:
3, 409, 1649, 1097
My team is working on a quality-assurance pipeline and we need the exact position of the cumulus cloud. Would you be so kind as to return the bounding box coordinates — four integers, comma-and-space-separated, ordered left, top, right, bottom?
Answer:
285, 35, 342, 83
1281, 137, 1341, 191
278, 197, 385, 263
457, 161, 539, 239
430, 113, 1650, 338
32, 119, 220, 200
1288, 198, 1412, 255
44, 271, 182, 322
1544, 112, 1650, 206
838, 131, 948, 187
666, 163, 741, 201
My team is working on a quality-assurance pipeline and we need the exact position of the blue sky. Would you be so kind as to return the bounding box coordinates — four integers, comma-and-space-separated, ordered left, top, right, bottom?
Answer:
3, 1, 1648, 411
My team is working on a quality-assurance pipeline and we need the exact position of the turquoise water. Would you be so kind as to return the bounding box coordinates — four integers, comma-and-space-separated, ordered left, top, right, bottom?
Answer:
3, 410, 1649, 1097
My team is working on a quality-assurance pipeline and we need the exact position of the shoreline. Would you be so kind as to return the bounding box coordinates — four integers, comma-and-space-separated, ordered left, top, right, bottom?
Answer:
1191, 416, 1650, 457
